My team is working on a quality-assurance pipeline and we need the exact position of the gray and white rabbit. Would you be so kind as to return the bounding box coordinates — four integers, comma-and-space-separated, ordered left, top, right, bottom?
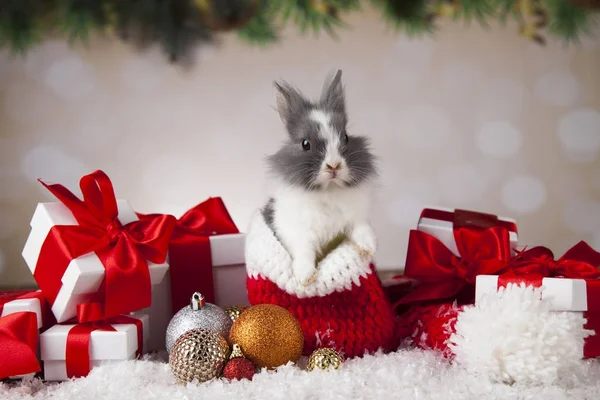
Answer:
261, 69, 378, 286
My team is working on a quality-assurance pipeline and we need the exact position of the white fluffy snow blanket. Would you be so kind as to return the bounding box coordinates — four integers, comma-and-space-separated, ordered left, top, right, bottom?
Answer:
2, 350, 600, 400
3, 283, 600, 399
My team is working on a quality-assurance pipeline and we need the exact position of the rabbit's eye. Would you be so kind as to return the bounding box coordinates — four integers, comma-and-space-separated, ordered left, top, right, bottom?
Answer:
302, 139, 311, 151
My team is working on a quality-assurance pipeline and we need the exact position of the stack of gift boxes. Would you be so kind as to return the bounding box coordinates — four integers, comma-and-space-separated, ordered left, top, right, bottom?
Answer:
0, 170, 247, 381
384, 206, 600, 360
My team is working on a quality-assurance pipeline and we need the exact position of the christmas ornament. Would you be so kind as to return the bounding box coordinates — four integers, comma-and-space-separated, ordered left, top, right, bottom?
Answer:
229, 304, 304, 369
307, 348, 344, 371
166, 292, 233, 354
169, 328, 231, 384
222, 343, 256, 381
225, 305, 247, 323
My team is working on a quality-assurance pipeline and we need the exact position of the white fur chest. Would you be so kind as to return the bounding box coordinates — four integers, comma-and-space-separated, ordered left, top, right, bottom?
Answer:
271, 184, 372, 250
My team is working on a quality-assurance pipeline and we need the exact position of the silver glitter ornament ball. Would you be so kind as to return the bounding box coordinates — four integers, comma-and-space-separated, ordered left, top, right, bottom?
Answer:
169, 328, 230, 384
166, 292, 233, 354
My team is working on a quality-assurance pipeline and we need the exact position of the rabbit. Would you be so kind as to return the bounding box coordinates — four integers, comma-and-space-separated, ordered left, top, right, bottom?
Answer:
261, 69, 379, 287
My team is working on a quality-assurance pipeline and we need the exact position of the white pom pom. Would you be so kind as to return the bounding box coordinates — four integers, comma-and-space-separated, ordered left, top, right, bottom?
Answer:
448, 283, 593, 385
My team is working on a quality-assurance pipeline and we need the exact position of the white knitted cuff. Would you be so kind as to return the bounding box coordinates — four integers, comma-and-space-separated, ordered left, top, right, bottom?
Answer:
244, 211, 374, 298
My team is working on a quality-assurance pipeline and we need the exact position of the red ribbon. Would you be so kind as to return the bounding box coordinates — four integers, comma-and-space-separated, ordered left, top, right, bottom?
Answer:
0, 312, 41, 379
507, 241, 600, 280
33, 170, 176, 323
0, 290, 56, 331
420, 208, 518, 234
138, 197, 239, 314
65, 315, 144, 378
394, 220, 512, 307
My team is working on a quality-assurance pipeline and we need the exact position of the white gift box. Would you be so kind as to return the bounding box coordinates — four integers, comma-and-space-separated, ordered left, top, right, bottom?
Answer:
417, 207, 519, 257
1, 291, 44, 329
1, 291, 46, 379
40, 313, 149, 381
22, 200, 169, 323
141, 233, 247, 352
475, 275, 589, 312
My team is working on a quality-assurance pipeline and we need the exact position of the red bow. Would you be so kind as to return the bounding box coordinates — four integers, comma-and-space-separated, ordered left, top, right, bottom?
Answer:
508, 241, 600, 280
394, 226, 512, 307
34, 170, 176, 323
0, 290, 56, 330
138, 197, 239, 314
65, 315, 144, 378
0, 312, 41, 379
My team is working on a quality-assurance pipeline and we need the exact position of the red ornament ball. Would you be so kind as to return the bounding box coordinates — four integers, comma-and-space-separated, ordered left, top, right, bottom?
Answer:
222, 357, 256, 381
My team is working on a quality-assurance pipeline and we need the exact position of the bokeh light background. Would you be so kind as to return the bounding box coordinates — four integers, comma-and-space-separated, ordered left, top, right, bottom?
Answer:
0, 7, 599, 288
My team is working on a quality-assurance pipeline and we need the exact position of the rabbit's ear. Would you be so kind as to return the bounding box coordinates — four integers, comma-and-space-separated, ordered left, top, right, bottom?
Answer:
320, 69, 345, 113
273, 80, 306, 125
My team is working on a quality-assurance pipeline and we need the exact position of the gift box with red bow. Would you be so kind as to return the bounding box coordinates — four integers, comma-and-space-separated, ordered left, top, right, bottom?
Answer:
1, 290, 55, 331
475, 241, 600, 359
417, 207, 519, 257
1, 290, 56, 380
137, 197, 246, 352
391, 208, 518, 310
21, 170, 176, 325
40, 313, 149, 381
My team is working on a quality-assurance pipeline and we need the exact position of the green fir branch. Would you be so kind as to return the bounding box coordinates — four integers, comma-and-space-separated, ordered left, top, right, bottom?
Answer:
370, 0, 436, 36
0, 0, 46, 54
237, 0, 280, 45
452, 0, 499, 27
543, 0, 597, 43
54, 0, 112, 45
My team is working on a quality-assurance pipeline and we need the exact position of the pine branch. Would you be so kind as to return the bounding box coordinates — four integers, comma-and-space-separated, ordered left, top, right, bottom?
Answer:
54, 0, 112, 45
452, 0, 499, 27
237, 0, 280, 45
0, 0, 46, 54
543, 0, 598, 42
370, 0, 436, 36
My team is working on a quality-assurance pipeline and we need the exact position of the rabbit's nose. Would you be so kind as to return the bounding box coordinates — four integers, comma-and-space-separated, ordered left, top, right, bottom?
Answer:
326, 162, 341, 171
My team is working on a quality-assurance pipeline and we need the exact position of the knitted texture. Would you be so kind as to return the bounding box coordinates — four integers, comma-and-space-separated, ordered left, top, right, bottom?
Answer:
244, 211, 399, 359
247, 266, 398, 358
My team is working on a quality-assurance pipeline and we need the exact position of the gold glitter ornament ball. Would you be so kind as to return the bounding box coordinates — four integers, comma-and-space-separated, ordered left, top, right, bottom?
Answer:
169, 328, 231, 384
229, 304, 304, 369
307, 348, 344, 371
224, 305, 247, 323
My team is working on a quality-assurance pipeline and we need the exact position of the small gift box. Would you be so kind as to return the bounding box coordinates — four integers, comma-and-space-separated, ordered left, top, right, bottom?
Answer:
40, 313, 149, 381
1, 289, 56, 379
21, 170, 176, 324
392, 208, 517, 309
417, 207, 519, 257
0, 312, 41, 380
1, 290, 54, 330
475, 241, 600, 359
137, 197, 246, 352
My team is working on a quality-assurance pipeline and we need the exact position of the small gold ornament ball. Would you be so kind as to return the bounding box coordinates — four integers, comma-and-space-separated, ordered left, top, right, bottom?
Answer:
169, 328, 231, 384
307, 348, 344, 371
229, 304, 304, 369
225, 305, 247, 323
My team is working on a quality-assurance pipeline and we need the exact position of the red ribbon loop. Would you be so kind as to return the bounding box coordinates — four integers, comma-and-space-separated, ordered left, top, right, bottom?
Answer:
34, 170, 177, 323
510, 241, 600, 280
65, 315, 144, 378
394, 225, 512, 307
0, 312, 41, 379
137, 197, 239, 313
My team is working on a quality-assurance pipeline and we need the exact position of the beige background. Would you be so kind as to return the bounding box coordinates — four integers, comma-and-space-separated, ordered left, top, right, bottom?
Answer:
0, 7, 599, 289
